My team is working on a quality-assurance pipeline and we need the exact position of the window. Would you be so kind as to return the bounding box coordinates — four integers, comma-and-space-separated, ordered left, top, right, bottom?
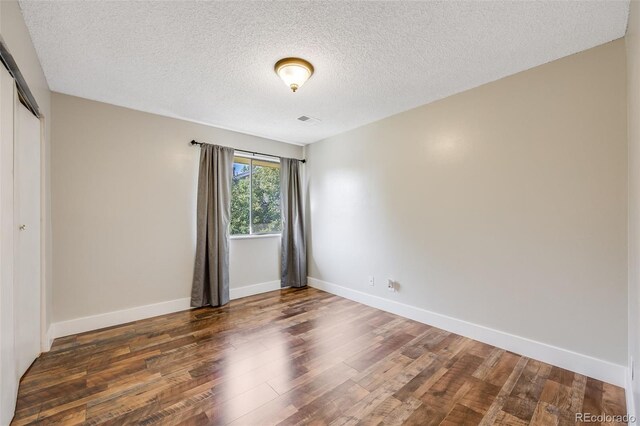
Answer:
230, 156, 281, 236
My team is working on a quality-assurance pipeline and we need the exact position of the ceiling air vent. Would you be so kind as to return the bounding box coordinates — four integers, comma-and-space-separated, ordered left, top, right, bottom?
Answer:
297, 115, 321, 125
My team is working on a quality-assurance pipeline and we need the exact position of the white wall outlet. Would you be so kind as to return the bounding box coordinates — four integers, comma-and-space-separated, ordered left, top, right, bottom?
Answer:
387, 279, 395, 292
368, 276, 375, 286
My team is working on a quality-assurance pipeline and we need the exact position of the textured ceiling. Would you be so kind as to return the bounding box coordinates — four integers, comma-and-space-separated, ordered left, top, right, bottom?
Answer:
20, 1, 629, 145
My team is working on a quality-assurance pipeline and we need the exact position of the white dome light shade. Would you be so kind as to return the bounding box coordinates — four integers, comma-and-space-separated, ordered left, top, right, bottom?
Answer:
274, 58, 314, 93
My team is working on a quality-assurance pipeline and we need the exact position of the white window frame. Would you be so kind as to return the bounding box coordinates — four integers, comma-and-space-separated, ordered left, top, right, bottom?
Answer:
230, 152, 281, 238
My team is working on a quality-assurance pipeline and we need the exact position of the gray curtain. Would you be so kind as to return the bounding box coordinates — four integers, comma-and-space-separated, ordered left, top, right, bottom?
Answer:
191, 144, 235, 307
280, 158, 307, 288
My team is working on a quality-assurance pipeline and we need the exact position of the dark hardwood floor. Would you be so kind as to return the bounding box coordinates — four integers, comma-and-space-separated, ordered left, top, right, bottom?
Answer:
12, 287, 627, 425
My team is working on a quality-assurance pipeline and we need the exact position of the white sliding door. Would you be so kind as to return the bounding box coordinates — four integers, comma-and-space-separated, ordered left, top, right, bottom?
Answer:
14, 100, 41, 378
0, 64, 42, 425
0, 63, 17, 426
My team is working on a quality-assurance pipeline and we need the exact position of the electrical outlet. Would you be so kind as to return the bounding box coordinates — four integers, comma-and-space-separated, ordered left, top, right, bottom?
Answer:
368, 276, 375, 287
387, 279, 395, 292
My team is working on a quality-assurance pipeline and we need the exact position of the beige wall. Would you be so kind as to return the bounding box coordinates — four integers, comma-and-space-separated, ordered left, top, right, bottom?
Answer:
627, 0, 640, 415
306, 40, 628, 364
230, 236, 281, 288
51, 93, 302, 322
0, 1, 52, 333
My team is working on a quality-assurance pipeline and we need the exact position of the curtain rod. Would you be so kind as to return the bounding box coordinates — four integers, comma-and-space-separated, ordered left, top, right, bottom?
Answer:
190, 140, 305, 163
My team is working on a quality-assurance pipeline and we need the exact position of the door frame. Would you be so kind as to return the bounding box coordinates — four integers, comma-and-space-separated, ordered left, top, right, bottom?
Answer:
38, 113, 47, 353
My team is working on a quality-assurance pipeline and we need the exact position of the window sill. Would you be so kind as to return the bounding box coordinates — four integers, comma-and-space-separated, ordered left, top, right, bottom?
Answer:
230, 233, 281, 240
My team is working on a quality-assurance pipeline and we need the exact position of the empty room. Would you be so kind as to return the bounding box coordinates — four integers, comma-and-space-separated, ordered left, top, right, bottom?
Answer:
1, 0, 639, 424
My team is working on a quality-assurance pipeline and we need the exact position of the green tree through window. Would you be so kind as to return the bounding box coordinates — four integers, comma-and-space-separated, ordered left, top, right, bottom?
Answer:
230, 157, 281, 235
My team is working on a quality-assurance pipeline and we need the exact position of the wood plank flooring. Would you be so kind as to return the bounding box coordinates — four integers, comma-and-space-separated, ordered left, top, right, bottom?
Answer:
12, 287, 627, 425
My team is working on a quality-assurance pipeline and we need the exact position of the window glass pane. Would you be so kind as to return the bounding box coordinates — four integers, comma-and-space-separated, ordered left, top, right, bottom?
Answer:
251, 160, 281, 234
230, 158, 250, 235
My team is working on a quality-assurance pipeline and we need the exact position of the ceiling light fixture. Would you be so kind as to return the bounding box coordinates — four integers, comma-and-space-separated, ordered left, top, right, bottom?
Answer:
274, 57, 314, 93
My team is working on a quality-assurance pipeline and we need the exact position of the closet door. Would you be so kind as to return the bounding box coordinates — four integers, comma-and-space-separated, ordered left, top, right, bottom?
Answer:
14, 99, 41, 378
0, 64, 16, 426
0, 65, 42, 426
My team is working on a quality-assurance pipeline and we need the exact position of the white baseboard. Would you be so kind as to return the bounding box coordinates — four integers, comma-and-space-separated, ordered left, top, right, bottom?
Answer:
49, 280, 283, 342
308, 277, 626, 387
44, 324, 53, 352
230, 280, 281, 300
51, 297, 192, 340
627, 371, 638, 424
